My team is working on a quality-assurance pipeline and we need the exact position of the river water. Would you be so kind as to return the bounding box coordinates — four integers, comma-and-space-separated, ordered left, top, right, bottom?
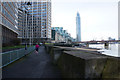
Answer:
89, 44, 120, 57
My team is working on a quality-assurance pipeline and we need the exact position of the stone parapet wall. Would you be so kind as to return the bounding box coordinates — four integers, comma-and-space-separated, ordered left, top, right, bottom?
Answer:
45, 45, 120, 79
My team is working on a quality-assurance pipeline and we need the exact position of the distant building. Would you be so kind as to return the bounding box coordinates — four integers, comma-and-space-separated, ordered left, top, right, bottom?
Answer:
51, 27, 74, 43
108, 37, 115, 41
51, 27, 65, 43
76, 12, 81, 42
1, 2, 19, 46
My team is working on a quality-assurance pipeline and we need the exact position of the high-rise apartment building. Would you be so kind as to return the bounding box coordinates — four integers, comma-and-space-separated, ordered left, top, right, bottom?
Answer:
76, 12, 81, 42
0, 2, 18, 46
18, 0, 51, 44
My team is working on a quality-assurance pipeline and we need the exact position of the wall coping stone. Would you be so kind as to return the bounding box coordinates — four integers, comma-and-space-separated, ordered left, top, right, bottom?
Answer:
63, 51, 108, 60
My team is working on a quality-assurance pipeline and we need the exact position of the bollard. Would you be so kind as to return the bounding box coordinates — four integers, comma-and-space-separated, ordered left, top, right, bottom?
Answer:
104, 42, 109, 49
86, 43, 89, 48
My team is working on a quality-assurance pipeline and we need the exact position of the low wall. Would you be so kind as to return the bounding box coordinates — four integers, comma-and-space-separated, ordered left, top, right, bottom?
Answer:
45, 45, 120, 79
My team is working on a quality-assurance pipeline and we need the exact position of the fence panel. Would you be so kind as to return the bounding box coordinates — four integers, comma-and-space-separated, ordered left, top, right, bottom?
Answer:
11, 50, 18, 62
2, 52, 11, 67
1, 46, 34, 68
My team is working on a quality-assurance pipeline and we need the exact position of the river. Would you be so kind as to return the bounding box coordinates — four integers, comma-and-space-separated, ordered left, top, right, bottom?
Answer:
89, 44, 120, 57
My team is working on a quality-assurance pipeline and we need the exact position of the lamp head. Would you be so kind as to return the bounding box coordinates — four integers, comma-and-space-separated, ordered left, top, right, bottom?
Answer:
27, 2, 31, 5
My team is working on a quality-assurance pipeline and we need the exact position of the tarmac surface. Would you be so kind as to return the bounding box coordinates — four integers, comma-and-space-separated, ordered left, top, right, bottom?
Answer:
2, 46, 62, 79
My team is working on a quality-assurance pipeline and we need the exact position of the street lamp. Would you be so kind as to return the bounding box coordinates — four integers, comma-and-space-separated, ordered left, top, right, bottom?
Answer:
20, 2, 32, 49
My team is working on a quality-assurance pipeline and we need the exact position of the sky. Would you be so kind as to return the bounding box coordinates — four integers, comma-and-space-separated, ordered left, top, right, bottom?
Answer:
52, 0, 119, 41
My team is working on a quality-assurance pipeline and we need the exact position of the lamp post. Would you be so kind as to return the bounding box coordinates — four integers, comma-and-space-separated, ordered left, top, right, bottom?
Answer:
21, 2, 32, 48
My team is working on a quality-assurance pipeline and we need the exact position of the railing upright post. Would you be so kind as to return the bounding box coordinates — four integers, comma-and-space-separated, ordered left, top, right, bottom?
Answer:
17, 50, 18, 59
9, 52, 11, 63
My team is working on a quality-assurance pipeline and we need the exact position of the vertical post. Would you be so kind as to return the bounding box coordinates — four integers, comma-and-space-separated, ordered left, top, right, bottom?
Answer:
41, 1, 43, 40
17, 50, 19, 59
104, 41, 109, 49
32, 0, 33, 45
86, 42, 89, 48
22, 8, 24, 45
29, 2, 32, 46
9, 52, 11, 63
37, 1, 38, 43
29, 8, 31, 46
25, 11, 27, 50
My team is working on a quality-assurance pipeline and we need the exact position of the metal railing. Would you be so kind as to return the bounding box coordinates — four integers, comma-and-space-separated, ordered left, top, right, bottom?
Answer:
1, 46, 35, 68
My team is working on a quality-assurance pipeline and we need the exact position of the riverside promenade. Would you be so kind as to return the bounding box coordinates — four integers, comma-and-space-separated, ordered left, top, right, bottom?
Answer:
2, 46, 62, 79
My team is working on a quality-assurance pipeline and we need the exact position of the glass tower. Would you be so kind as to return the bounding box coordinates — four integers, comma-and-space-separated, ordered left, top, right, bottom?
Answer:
18, 0, 51, 44
76, 12, 81, 42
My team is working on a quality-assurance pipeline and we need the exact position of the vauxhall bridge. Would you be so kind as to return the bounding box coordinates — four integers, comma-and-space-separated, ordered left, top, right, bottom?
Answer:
75, 40, 120, 44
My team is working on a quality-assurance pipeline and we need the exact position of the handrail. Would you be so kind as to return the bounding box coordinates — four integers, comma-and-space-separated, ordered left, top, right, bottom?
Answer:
1, 46, 35, 68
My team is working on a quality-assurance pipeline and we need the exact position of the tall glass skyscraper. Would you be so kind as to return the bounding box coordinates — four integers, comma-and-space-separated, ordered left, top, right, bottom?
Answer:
76, 12, 81, 41
18, 0, 51, 44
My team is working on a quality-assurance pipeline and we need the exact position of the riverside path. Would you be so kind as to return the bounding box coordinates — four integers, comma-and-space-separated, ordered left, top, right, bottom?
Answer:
2, 46, 62, 79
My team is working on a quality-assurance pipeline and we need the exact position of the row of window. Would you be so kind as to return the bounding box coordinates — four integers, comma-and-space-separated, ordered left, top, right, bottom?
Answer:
8, 2, 16, 11
6, 3, 16, 18
2, 16, 17, 33
2, 7, 15, 25
3, 2, 18, 20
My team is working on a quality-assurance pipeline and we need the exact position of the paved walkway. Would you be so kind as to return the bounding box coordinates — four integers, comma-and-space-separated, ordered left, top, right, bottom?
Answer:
2, 46, 62, 79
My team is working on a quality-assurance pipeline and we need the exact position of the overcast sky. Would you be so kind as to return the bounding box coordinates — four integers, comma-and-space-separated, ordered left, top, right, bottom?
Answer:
52, 0, 119, 41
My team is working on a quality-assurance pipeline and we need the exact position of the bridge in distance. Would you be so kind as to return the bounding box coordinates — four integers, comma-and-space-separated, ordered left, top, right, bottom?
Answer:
74, 40, 120, 44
